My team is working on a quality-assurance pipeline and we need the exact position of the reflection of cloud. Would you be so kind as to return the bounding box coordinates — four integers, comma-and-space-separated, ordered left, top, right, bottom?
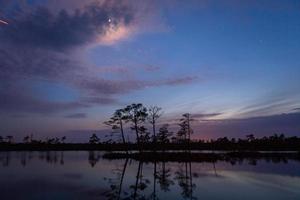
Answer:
0, 178, 106, 200
224, 171, 300, 194
63, 173, 83, 180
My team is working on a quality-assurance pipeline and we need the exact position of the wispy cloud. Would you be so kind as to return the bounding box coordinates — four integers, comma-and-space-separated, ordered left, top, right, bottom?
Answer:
192, 113, 222, 119
192, 112, 300, 139
0, 0, 190, 115
64, 113, 87, 119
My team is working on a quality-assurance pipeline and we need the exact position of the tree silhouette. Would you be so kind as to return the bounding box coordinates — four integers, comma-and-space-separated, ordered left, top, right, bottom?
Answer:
23, 135, 30, 144
246, 134, 255, 142
177, 113, 193, 144
175, 162, 196, 200
0, 136, 3, 143
124, 103, 148, 148
61, 136, 66, 143
105, 109, 127, 146
89, 133, 100, 144
131, 161, 151, 200
157, 124, 173, 144
6, 135, 13, 144
88, 151, 100, 167
148, 106, 163, 143
138, 126, 151, 144
157, 162, 174, 192
54, 137, 60, 144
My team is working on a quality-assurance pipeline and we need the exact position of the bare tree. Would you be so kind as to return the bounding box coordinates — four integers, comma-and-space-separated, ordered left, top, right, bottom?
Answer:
104, 109, 127, 145
89, 133, 100, 144
124, 103, 148, 147
157, 124, 173, 144
148, 106, 163, 143
177, 113, 193, 144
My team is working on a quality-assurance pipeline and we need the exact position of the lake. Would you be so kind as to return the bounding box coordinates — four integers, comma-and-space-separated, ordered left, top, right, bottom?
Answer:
0, 151, 299, 200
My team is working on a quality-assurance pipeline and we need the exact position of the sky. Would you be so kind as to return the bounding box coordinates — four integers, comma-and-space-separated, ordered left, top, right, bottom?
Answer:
0, 0, 300, 142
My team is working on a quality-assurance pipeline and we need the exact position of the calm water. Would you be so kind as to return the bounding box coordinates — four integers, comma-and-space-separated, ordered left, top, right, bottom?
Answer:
0, 151, 299, 200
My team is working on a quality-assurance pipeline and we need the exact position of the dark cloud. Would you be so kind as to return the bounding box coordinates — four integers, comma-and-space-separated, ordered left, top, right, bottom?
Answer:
64, 113, 87, 119
0, 1, 134, 50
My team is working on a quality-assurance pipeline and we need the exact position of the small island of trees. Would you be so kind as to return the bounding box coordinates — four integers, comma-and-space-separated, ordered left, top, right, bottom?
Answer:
0, 103, 300, 152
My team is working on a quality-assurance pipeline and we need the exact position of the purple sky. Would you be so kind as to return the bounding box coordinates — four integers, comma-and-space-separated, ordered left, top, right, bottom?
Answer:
0, 0, 300, 142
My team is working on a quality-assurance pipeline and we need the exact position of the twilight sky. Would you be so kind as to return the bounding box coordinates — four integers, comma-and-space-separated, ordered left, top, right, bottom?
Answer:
0, 0, 300, 142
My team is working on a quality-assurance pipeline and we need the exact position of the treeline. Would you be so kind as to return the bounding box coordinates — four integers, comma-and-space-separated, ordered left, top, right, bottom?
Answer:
1, 103, 300, 151
0, 135, 66, 145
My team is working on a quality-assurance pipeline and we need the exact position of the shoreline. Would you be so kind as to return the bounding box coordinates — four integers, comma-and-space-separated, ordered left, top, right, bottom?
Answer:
0, 143, 300, 152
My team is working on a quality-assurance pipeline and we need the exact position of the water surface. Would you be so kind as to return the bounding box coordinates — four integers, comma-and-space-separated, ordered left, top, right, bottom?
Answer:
0, 151, 299, 200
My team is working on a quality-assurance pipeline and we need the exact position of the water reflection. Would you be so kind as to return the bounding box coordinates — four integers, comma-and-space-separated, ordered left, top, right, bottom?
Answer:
0, 151, 298, 168
0, 151, 300, 200
0, 151, 66, 167
100, 152, 300, 200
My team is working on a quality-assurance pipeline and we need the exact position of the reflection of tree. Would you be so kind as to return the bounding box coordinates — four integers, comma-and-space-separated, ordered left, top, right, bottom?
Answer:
46, 151, 58, 163
151, 161, 158, 200
60, 151, 64, 165
157, 162, 174, 192
21, 151, 27, 167
88, 151, 100, 167
103, 158, 129, 200
0, 152, 10, 167
175, 162, 196, 200
35, 151, 64, 165
131, 161, 151, 200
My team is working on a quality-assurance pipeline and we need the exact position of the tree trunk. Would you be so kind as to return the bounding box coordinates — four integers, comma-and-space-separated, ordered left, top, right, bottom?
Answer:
134, 118, 140, 145
119, 119, 126, 145
152, 117, 156, 143
153, 161, 157, 200
117, 158, 128, 200
134, 161, 142, 200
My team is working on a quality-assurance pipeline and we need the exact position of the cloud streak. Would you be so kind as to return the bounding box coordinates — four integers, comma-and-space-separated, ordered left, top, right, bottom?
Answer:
193, 112, 300, 139
64, 113, 87, 119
